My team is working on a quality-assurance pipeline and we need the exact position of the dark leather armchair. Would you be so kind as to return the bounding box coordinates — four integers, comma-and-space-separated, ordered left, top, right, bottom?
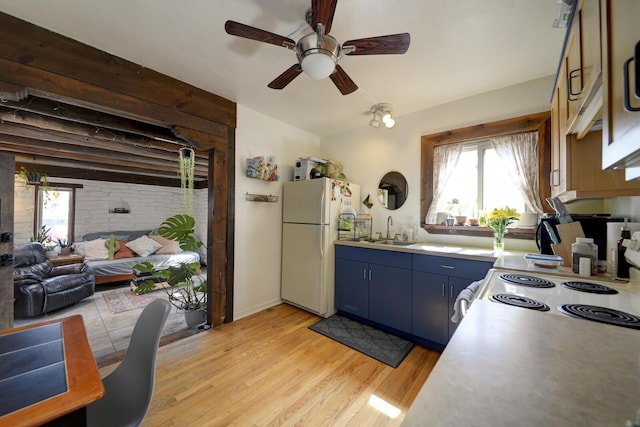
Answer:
13, 242, 95, 317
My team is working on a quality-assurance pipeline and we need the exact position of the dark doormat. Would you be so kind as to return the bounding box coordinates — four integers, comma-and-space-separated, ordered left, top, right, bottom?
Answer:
309, 314, 414, 368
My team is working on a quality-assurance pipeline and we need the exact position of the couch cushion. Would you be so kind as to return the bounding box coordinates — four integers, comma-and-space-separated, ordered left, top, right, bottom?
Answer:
84, 238, 109, 260
114, 240, 136, 259
126, 235, 163, 257
148, 234, 181, 254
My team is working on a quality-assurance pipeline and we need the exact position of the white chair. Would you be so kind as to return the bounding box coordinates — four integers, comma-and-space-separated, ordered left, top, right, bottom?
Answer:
87, 299, 171, 427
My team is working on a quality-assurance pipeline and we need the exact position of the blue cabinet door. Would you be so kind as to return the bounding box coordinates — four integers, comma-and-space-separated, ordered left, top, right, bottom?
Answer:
447, 276, 474, 340
335, 257, 369, 318
412, 271, 448, 345
369, 264, 412, 333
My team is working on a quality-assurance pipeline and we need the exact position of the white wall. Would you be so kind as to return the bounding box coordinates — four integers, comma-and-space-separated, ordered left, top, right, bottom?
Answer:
14, 178, 207, 244
320, 76, 559, 252
233, 104, 322, 319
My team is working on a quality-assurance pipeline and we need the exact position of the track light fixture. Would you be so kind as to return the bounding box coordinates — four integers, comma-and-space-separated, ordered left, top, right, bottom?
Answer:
369, 103, 396, 129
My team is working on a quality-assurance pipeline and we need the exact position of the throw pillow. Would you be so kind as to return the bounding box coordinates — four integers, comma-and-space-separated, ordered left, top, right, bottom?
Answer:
126, 235, 163, 257
84, 238, 109, 260
114, 240, 136, 259
148, 234, 181, 254
73, 241, 86, 257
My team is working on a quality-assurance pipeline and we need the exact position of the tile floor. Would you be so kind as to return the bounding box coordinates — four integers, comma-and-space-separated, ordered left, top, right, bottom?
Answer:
13, 282, 191, 361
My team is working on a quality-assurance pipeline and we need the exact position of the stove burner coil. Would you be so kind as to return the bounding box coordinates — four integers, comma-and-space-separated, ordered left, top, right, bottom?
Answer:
498, 273, 555, 288
561, 281, 618, 294
558, 304, 640, 330
489, 294, 550, 311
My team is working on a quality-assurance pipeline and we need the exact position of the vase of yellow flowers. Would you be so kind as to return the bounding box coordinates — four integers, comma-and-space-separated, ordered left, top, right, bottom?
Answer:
487, 206, 520, 256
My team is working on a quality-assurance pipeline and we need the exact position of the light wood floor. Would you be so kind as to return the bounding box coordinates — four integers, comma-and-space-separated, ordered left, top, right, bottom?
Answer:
101, 303, 440, 426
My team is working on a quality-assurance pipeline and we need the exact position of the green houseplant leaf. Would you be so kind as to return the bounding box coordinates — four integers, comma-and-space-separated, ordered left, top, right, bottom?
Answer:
158, 214, 203, 252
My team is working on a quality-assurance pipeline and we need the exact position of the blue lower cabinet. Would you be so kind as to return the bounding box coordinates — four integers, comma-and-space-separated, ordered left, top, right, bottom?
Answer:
335, 245, 492, 348
335, 257, 369, 318
447, 277, 475, 340
369, 264, 412, 334
412, 271, 449, 346
335, 246, 412, 334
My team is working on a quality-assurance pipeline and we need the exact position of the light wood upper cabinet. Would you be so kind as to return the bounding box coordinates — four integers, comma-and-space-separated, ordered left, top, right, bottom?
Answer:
551, 64, 569, 196
565, 0, 603, 138
551, 0, 640, 200
601, 0, 640, 176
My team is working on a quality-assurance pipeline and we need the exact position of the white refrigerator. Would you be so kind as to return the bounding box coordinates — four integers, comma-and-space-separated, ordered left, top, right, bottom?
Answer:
281, 178, 360, 317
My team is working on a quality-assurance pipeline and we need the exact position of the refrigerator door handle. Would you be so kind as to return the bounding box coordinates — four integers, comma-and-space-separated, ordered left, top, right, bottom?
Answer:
320, 226, 325, 259
320, 189, 326, 223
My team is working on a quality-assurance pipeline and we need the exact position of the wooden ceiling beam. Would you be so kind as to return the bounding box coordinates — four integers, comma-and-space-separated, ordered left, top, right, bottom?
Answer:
0, 12, 236, 130
15, 160, 207, 188
0, 58, 229, 149
0, 133, 209, 176
0, 97, 210, 155
0, 117, 209, 167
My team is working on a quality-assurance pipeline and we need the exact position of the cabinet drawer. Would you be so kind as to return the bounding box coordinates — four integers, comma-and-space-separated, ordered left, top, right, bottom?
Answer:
412, 254, 492, 280
335, 245, 411, 269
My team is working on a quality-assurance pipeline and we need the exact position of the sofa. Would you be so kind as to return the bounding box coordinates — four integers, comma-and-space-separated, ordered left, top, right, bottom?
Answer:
13, 242, 95, 317
78, 230, 202, 285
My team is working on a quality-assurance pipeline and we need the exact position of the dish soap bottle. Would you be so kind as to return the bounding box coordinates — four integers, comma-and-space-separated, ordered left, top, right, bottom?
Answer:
617, 218, 631, 279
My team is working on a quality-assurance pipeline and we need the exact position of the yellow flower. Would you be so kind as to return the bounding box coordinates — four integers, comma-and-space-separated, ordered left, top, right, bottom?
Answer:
487, 206, 520, 235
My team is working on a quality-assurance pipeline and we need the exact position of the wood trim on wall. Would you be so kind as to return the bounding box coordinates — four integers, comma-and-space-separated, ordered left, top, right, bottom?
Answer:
420, 111, 552, 229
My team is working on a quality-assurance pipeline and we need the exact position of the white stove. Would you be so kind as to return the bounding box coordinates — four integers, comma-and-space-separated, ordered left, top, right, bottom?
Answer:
478, 268, 640, 330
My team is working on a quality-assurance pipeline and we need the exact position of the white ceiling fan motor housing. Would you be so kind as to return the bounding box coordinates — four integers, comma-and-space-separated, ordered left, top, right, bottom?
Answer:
296, 33, 340, 80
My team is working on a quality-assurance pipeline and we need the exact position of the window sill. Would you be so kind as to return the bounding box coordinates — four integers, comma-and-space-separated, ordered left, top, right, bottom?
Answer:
422, 225, 536, 240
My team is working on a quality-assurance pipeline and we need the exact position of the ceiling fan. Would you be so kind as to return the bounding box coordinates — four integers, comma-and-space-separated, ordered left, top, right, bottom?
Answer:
224, 0, 410, 95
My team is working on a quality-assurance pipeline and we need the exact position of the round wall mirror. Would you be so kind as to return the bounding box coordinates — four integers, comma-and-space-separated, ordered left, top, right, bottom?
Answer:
377, 171, 408, 210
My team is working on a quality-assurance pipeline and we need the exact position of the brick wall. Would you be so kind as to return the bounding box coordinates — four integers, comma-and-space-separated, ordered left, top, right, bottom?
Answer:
13, 178, 207, 244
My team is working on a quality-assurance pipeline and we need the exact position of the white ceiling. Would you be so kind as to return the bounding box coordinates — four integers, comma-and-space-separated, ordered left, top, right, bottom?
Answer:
0, 0, 567, 137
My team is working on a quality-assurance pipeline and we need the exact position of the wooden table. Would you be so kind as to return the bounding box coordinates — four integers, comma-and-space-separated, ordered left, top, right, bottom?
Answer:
0, 315, 104, 426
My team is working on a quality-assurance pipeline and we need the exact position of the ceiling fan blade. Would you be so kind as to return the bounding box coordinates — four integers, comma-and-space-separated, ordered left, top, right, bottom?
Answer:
329, 65, 358, 95
225, 20, 295, 48
343, 33, 411, 55
268, 64, 303, 90
311, 0, 338, 34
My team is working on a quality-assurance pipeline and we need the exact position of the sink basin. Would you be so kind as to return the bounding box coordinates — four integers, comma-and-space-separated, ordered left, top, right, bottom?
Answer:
372, 240, 415, 247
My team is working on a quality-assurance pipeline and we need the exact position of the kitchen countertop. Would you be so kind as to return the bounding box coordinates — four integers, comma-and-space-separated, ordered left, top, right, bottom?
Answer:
401, 299, 640, 426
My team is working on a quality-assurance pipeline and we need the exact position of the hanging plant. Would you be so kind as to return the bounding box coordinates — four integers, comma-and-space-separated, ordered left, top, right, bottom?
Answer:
179, 147, 195, 215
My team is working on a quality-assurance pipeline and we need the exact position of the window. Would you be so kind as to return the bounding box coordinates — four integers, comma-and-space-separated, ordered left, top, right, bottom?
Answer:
437, 141, 527, 218
33, 184, 80, 243
420, 112, 552, 235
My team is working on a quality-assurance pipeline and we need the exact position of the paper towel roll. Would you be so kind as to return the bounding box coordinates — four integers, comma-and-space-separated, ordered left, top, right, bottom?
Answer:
606, 222, 640, 273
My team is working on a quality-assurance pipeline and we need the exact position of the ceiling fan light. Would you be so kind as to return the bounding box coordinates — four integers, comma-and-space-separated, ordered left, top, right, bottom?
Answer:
381, 111, 393, 124
384, 117, 396, 128
301, 53, 336, 80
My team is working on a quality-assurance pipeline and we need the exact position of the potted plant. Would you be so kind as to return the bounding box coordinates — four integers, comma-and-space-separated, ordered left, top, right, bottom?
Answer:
30, 224, 51, 244
56, 238, 73, 255
133, 214, 207, 327
17, 166, 49, 186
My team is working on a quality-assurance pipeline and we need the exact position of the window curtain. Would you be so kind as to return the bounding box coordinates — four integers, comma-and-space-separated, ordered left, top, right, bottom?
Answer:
426, 143, 463, 224
491, 131, 545, 214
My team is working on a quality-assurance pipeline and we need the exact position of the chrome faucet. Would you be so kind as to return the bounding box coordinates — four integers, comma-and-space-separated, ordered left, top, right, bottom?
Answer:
386, 215, 393, 239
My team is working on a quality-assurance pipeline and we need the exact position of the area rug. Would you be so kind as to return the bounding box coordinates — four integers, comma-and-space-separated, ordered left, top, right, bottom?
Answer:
309, 314, 414, 368
102, 288, 164, 314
